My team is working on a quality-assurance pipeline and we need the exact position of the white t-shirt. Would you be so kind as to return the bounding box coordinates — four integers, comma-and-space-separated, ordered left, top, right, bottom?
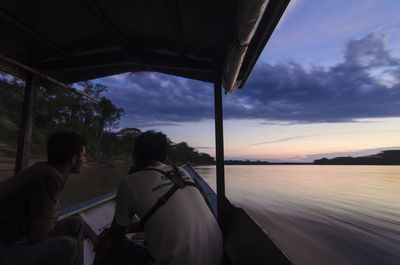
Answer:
114, 162, 223, 265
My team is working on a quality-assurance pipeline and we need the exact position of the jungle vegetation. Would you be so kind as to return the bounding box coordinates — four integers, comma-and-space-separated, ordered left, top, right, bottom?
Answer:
0, 73, 214, 165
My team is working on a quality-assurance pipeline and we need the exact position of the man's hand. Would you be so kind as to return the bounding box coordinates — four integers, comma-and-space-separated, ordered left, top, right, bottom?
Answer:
128, 221, 144, 233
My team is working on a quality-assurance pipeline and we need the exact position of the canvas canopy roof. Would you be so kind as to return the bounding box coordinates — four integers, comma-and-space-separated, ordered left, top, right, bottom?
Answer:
4, 3, 293, 249
0, 0, 289, 92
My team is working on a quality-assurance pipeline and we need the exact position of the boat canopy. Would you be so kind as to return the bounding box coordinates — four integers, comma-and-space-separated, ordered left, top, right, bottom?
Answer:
0, 0, 289, 92
1, 0, 291, 230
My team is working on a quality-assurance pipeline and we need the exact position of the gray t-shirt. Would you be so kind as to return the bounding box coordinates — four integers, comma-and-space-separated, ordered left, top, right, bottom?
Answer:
0, 162, 64, 244
114, 162, 223, 265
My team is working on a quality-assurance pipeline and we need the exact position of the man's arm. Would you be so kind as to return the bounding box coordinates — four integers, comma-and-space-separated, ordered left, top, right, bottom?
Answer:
28, 217, 56, 243
93, 218, 127, 265
113, 179, 135, 232
28, 200, 60, 243
96, 218, 141, 254
95, 179, 133, 250
103, 179, 140, 243
110, 218, 128, 242
29, 170, 63, 244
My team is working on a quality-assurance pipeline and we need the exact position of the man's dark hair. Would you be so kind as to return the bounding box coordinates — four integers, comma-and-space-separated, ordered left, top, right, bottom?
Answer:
133, 131, 168, 165
47, 132, 87, 163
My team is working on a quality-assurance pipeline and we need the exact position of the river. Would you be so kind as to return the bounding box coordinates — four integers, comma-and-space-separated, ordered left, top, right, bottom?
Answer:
197, 165, 400, 265
1, 164, 399, 264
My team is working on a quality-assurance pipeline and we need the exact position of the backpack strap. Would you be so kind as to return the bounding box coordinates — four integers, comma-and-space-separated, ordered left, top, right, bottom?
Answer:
138, 166, 199, 228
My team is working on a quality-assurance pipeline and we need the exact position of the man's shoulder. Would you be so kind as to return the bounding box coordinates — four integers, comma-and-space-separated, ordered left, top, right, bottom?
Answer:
122, 163, 177, 187
1, 162, 56, 183
151, 162, 187, 177
21, 162, 64, 188
127, 162, 170, 177
0, 163, 61, 207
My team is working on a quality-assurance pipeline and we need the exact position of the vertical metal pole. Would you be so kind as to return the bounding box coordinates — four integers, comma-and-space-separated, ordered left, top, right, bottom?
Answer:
15, 72, 38, 173
214, 72, 225, 227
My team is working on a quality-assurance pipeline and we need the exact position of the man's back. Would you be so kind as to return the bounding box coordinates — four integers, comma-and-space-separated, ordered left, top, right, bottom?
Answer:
115, 162, 223, 265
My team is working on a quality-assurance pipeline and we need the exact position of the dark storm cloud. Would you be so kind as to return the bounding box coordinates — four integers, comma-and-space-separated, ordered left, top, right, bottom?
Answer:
225, 33, 400, 123
100, 33, 400, 127
100, 73, 215, 126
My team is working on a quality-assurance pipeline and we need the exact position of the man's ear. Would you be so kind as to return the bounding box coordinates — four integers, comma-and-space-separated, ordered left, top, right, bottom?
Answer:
70, 154, 77, 165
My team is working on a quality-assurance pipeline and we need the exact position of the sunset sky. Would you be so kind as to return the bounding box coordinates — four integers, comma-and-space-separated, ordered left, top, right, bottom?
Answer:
97, 0, 400, 162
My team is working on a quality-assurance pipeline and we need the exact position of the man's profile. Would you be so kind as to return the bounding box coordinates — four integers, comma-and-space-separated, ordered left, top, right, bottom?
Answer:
100, 131, 222, 265
0, 131, 87, 265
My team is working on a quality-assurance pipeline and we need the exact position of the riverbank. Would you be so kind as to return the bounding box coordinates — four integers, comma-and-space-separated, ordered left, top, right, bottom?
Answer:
0, 141, 131, 180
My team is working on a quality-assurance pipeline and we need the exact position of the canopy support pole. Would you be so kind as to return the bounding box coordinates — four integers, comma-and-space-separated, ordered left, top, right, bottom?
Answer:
15, 73, 38, 173
214, 69, 226, 228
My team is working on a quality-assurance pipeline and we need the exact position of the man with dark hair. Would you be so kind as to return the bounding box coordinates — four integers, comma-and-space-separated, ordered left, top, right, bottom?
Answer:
97, 131, 222, 265
0, 132, 87, 265
130, 131, 169, 172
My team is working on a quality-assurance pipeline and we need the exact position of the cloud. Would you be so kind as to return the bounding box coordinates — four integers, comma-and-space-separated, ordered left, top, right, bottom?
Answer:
225, 33, 400, 123
99, 33, 400, 127
246, 135, 317, 147
195, 146, 213, 150
344, 33, 397, 66
100, 72, 214, 127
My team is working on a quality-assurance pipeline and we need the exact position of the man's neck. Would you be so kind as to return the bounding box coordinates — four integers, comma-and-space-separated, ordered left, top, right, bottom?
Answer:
135, 159, 165, 170
47, 162, 70, 182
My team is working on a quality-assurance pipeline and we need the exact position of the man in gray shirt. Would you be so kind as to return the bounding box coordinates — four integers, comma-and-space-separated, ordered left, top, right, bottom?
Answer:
95, 131, 222, 265
0, 132, 87, 265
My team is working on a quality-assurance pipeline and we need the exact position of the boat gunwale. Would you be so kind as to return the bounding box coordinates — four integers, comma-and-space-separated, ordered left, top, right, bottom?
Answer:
60, 192, 116, 220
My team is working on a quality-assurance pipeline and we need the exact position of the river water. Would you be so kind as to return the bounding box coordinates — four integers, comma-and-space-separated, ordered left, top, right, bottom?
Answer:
1, 165, 399, 264
197, 165, 400, 265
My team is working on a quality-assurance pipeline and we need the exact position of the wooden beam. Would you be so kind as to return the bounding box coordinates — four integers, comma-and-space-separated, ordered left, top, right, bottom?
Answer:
39, 50, 213, 73
15, 73, 38, 173
38, 49, 215, 83
168, 0, 186, 56
51, 64, 214, 84
0, 9, 71, 58
80, 0, 131, 49
131, 65, 214, 83
0, 56, 26, 80
0, 54, 100, 102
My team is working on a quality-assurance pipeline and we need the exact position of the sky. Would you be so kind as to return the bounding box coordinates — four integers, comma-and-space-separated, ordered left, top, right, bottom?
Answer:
97, 0, 400, 162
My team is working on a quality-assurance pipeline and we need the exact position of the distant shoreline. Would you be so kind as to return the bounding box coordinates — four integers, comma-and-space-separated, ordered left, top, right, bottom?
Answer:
1, 141, 399, 169
313, 150, 400, 165
221, 162, 400, 166
223, 161, 311, 165
224, 150, 400, 165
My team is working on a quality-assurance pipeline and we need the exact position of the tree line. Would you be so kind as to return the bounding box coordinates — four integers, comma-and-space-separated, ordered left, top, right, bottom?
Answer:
313, 150, 400, 165
0, 74, 214, 165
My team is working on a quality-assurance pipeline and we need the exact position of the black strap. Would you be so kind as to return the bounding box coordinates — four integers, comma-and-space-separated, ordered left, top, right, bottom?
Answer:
139, 166, 199, 228
139, 184, 179, 227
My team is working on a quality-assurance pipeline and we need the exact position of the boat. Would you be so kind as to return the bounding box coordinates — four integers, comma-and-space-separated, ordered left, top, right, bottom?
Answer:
1, 0, 293, 264
60, 164, 292, 264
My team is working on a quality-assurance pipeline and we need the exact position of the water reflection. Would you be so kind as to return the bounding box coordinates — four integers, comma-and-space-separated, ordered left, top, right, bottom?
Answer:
2, 164, 399, 264
197, 165, 400, 265
61, 167, 128, 208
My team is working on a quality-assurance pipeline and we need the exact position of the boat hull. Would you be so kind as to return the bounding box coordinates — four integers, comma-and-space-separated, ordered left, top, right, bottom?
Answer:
60, 165, 293, 265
